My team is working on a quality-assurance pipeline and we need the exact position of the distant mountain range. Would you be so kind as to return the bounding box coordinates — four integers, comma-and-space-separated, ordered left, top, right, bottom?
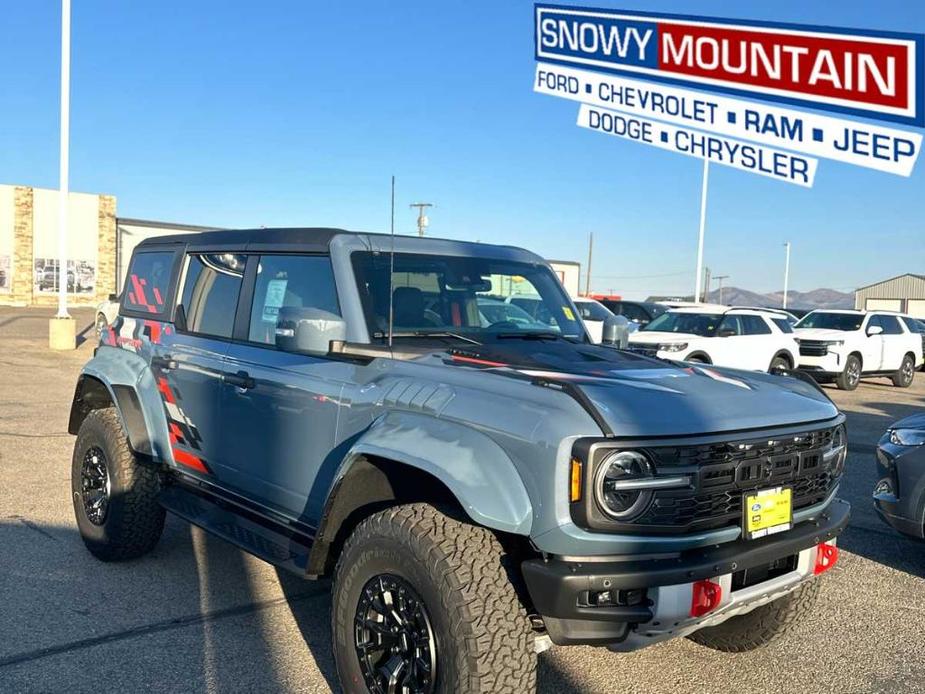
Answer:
648, 287, 854, 310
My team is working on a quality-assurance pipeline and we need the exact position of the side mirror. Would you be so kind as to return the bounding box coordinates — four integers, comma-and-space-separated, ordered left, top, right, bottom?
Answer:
866, 325, 884, 336
108, 293, 118, 302
275, 307, 346, 354
717, 329, 736, 338
602, 315, 630, 348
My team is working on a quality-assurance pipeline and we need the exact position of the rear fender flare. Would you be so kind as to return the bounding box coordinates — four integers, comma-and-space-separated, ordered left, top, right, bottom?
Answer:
335, 411, 533, 536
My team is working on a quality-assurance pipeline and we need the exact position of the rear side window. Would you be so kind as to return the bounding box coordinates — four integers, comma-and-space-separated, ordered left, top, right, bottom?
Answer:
247, 255, 340, 345
741, 315, 772, 335
124, 251, 174, 315
772, 318, 794, 333
178, 253, 245, 339
901, 316, 924, 333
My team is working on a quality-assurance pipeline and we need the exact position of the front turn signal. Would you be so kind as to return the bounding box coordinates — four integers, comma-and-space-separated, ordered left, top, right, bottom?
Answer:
570, 459, 583, 503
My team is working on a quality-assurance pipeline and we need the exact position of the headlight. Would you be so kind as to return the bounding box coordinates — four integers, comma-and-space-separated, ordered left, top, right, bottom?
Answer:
658, 342, 688, 352
824, 340, 845, 347
889, 429, 925, 446
595, 451, 655, 519
824, 424, 848, 474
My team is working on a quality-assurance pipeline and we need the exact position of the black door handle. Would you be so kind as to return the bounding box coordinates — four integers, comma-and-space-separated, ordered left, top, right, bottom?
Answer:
223, 370, 255, 390
151, 355, 178, 371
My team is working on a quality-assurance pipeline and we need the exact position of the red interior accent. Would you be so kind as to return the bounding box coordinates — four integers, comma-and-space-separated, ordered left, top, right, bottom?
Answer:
690, 579, 723, 618
813, 542, 839, 575
450, 302, 462, 327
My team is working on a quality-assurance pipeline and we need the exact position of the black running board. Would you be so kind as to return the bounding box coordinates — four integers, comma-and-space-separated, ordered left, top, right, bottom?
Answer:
159, 485, 313, 577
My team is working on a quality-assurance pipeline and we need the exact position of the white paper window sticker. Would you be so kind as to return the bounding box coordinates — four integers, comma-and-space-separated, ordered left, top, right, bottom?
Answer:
262, 278, 288, 323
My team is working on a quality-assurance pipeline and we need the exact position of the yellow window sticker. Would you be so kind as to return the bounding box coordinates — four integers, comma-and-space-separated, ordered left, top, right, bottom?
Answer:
563, 307, 575, 320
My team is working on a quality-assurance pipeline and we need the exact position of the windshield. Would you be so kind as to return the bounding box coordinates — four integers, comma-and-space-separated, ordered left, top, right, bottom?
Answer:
351, 252, 584, 340
795, 312, 864, 331
643, 311, 722, 336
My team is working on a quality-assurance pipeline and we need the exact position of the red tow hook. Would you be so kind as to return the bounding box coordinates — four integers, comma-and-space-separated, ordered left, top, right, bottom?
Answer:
813, 541, 839, 575
690, 579, 723, 618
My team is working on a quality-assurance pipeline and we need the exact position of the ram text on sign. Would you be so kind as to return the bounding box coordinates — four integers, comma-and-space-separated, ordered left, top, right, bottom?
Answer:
535, 4, 924, 126
576, 104, 818, 187
535, 63, 922, 176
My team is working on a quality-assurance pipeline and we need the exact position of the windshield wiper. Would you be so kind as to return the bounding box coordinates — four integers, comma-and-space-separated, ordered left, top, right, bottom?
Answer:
495, 331, 577, 342
386, 331, 482, 346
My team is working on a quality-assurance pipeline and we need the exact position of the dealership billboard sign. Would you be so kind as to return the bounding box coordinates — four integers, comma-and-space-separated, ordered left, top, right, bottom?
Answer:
535, 4, 924, 126
533, 5, 924, 185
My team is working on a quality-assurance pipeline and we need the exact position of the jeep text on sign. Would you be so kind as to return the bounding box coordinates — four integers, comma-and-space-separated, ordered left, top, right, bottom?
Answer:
535, 5, 924, 126
535, 63, 923, 176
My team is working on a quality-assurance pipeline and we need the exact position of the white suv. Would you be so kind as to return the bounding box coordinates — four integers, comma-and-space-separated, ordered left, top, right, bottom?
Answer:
627, 306, 798, 373
794, 310, 923, 390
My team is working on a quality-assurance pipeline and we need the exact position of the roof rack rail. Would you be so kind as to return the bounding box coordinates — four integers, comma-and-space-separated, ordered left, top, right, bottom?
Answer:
724, 306, 792, 316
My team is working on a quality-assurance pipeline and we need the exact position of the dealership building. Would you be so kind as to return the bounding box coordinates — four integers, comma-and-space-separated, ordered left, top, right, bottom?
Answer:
0, 183, 215, 308
854, 274, 925, 317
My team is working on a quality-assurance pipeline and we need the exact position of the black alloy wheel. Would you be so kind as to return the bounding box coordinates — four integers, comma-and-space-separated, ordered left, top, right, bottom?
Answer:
80, 445, 110, 525
354, 573, 437, 694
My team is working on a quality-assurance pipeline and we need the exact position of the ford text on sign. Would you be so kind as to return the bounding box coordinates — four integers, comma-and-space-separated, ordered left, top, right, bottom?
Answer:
535, 5, 924, 126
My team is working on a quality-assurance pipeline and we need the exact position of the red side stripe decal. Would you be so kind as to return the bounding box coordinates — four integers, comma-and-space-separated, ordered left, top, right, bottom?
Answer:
157, 377, 176, 404
172, 447, 209, 474
451, 354, 507, 368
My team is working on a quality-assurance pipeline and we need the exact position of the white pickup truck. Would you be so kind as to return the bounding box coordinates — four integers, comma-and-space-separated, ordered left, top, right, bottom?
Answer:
794, 310, 923, 390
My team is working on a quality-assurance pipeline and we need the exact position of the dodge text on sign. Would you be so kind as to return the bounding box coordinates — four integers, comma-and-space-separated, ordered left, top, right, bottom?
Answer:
535, 4, 924, 125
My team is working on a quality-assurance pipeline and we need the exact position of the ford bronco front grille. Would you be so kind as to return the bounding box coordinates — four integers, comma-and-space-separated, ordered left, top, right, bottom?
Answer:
634, 426, 840, 533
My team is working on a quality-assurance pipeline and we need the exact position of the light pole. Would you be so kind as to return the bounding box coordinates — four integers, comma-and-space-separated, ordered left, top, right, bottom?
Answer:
782, 242, 791, 309
693, 158, 709, 303
49, 0, 75, 350
409, 203, 433, 237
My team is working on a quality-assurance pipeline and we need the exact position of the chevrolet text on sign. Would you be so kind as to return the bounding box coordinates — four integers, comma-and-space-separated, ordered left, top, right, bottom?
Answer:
535, 4, 924, 125
534, 64, 923, 176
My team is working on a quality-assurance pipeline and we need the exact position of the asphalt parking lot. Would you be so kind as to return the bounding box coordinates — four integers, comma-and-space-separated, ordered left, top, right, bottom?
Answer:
1, 307, 924, 693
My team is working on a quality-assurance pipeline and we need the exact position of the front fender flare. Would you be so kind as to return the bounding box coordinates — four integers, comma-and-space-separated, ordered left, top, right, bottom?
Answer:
342, 411, 533, 536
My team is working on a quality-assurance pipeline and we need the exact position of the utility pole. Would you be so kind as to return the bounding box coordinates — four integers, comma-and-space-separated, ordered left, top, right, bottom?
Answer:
782, 242, 791, 309
585, 232, 593, 296
701, 266, 711, 303
713, 274, 730, 305
409, 203, 433, 237
693, 158, 709, 304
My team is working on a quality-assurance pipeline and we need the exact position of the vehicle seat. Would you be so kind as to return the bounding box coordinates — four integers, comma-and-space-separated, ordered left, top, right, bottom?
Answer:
393, 287, 427, 329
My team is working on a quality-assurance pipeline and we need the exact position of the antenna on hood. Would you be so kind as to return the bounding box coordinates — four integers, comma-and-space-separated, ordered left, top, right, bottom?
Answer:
387, 175, 396, 349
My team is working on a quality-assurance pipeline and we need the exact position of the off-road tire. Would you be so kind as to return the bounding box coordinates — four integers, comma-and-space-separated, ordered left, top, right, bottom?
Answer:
687, 578, 820, 652
331, 503, 536, 693
836, 354, 862, 391
71, 407, 165, 561
891, 355, 915, 388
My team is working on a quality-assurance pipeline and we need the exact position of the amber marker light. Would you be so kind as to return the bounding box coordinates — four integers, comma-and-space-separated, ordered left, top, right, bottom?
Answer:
570, 459, 583, 502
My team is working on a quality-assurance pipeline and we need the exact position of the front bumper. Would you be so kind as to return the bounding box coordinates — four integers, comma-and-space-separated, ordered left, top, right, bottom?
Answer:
522, 498, 849, 649
873, 442, 925, 539
797, 351, 844, 375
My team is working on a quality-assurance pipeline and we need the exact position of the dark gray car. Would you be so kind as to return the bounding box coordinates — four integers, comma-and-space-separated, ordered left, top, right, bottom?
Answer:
874, 413, 925, 538
68, 228, 849, 693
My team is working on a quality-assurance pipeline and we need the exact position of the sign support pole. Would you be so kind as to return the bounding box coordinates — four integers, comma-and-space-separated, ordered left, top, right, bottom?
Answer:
694, 158, 709, 304
782, 242, 791, 309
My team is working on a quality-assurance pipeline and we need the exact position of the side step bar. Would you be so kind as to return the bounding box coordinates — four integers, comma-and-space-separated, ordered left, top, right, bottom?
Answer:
159, 485, 314, 577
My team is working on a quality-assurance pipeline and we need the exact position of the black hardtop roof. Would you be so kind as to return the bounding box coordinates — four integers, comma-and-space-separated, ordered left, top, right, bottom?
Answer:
136, 227, 346, 250
135, 227, 536, 260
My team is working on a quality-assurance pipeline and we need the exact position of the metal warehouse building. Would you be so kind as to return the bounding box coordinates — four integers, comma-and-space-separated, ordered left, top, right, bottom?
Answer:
854, 274, 925, 317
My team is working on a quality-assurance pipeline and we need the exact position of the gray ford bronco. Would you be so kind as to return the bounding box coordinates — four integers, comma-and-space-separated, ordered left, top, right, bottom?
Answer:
69, 228, 849, 692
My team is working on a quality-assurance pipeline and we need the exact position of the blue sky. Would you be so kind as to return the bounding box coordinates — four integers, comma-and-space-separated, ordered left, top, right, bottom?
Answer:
2, 0, 923, 299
